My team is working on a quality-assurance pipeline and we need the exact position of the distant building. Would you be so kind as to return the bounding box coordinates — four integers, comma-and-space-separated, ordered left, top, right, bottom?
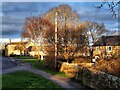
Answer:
93, 35, 120, 59
5, 39, 28, 56
5, 39, 48, 58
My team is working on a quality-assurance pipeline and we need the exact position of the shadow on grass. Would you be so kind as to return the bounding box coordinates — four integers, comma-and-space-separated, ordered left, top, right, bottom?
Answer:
10, 55, 37, 59
22, 59, 67, 77
21, 59, 93, 89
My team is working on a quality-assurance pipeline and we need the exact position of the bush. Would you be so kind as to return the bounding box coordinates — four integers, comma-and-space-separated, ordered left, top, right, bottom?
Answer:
57, 55, 66, 61
2, 50, 5, 56
43, 54, 55, 69
92, 59, 120, 77
73, 57, 91, 63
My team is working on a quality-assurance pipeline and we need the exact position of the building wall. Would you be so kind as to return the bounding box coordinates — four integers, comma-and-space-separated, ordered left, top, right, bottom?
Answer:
93, 46, 120, 58
5, 44, 23, 56
5, 45, 16, 56
25, 42, 34, 48
13, 50, 20, 55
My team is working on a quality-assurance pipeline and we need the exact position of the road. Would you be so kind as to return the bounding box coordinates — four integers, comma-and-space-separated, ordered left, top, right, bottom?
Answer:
0, 56, 16, 69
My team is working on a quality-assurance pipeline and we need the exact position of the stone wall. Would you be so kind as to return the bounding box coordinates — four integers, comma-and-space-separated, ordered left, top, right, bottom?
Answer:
81, 67, 120, 89
60, 63, 78, 77
60, 62, 93, 77
60, 62, 120, 89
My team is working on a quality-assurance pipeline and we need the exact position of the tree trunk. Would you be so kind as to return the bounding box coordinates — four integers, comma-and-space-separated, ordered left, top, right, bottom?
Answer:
90, 48, 93, 62
54, 11, 58, 69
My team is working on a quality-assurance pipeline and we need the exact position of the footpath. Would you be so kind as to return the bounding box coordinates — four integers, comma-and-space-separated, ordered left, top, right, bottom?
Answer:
2, 63, 91, 90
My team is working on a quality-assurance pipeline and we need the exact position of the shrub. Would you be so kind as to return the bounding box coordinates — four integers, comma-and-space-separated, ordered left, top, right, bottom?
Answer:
57, 55, 66, 62
43, 54, 55, 69
92, 59, 120, 77
73, 57, 91, 63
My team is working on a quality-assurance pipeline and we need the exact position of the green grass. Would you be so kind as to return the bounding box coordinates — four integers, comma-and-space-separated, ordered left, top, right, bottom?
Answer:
0, 53, 2, 56
12, 55, 36, 59
22, 59, 67, 77
2, 71, 64, 89
0, 74, 2, 89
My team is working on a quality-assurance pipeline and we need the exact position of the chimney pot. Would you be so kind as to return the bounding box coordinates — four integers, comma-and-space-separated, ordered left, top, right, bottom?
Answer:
9, 39, 11, 43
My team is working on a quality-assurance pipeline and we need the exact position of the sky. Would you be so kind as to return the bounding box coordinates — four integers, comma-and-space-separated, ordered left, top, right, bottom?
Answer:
1, 2, 119, 43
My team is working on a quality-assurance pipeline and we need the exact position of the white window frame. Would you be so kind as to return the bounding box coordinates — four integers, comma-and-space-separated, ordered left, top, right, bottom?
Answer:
106, 46, 112, 52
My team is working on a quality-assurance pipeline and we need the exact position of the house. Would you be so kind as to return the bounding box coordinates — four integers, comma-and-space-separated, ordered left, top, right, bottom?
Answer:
93, 35, 120, 59
25, 42, 48, 56
26, 46, 43, 56
5, 38, 52, 60
5, 39, 28, 56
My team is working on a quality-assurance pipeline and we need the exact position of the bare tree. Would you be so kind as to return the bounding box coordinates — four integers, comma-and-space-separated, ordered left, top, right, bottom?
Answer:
43, 4, 79, 45
83, 21, 108, 61
22, 16, 54, 60
86, 21, 107, 45
43, 4, 85, 63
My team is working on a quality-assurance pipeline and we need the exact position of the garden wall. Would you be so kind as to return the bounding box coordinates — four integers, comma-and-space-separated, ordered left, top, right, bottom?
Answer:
60, 62, 120, 89
60, 62, 92, 77
81, 67, 120, 89
60, 62, 78, 77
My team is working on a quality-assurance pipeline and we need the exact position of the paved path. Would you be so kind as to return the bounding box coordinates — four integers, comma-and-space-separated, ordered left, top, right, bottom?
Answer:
2, 63, 91, 89
0, 56, 16, 69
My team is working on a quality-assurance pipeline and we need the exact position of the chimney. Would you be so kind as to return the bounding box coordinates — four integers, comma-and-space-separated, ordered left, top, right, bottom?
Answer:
9, 39, 11, 43
21, 38, 23, 42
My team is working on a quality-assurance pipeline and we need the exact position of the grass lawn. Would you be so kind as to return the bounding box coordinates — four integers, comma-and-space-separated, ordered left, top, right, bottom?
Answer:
2, 71, 64, 89
22, 59, 67, 77
12, 55, 36, 59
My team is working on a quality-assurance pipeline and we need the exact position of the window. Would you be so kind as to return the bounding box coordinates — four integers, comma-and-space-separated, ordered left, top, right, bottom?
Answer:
96, 46, 99, 51
106, 46, 112, 52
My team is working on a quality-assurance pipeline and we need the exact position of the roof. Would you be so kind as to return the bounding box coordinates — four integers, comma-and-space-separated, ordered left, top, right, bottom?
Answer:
93, 35, 120, 46
26, 46, 42, 51
27, 46, 36, 51
6, 42, 28, 46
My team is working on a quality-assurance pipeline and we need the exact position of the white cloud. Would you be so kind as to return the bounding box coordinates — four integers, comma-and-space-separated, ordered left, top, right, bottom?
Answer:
0, 38, 28, 43
0, 38, 9, 43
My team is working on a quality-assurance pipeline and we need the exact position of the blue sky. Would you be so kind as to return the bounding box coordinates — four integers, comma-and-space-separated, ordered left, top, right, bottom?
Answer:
1, 2, 118, 42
